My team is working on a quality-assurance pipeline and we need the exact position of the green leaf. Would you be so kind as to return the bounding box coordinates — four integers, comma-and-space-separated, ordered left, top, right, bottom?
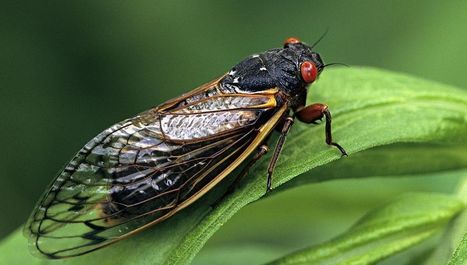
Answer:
424, 177, 467, 265
1, 67, 467, 265
283, 143, 467, 189
265, 193, 464, 265
448, 234, 467, 265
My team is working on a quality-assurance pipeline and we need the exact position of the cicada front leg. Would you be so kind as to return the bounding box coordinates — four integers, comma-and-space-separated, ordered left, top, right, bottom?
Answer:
296, 103, 347, 156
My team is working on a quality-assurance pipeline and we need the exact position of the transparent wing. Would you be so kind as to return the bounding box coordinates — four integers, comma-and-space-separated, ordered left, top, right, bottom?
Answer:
24, 81, 284, 258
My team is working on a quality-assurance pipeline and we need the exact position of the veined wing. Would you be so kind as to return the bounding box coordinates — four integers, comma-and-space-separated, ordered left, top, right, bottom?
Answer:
24, 79, 287, 258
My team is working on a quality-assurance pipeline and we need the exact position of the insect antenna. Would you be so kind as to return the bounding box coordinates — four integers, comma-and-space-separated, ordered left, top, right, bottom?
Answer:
311, 28, 329, 49
323, 62, 349, 68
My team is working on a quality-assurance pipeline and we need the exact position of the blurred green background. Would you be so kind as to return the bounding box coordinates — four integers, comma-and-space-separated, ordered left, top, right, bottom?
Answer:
1, 0, 467, 263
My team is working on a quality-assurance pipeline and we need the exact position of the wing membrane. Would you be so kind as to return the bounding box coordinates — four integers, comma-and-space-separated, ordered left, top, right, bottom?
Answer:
24, 79, 286, 258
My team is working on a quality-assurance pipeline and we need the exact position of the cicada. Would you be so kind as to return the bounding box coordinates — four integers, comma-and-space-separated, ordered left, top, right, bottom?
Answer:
24, 37, 347, 259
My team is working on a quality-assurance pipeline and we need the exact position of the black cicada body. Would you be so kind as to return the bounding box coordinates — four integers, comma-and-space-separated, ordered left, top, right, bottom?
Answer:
24, 37, 347, 259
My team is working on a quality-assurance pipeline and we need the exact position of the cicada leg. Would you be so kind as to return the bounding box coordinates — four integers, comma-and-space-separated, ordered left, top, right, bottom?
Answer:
210, 144, 269, 208
233, 145, 269, 187
296, 103, 348, 156
266, 116, 295, 193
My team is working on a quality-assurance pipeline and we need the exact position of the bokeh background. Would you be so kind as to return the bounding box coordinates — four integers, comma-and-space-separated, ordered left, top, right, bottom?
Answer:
1, 1, 467, 264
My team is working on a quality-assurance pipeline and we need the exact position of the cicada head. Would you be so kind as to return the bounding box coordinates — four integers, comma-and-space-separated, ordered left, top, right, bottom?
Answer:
221, 37, 325, 106
280, 37, 325, 87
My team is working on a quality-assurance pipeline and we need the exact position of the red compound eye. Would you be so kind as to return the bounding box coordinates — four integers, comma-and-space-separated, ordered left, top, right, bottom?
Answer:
284, 37, 301, 45
300, 61, 318, 83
